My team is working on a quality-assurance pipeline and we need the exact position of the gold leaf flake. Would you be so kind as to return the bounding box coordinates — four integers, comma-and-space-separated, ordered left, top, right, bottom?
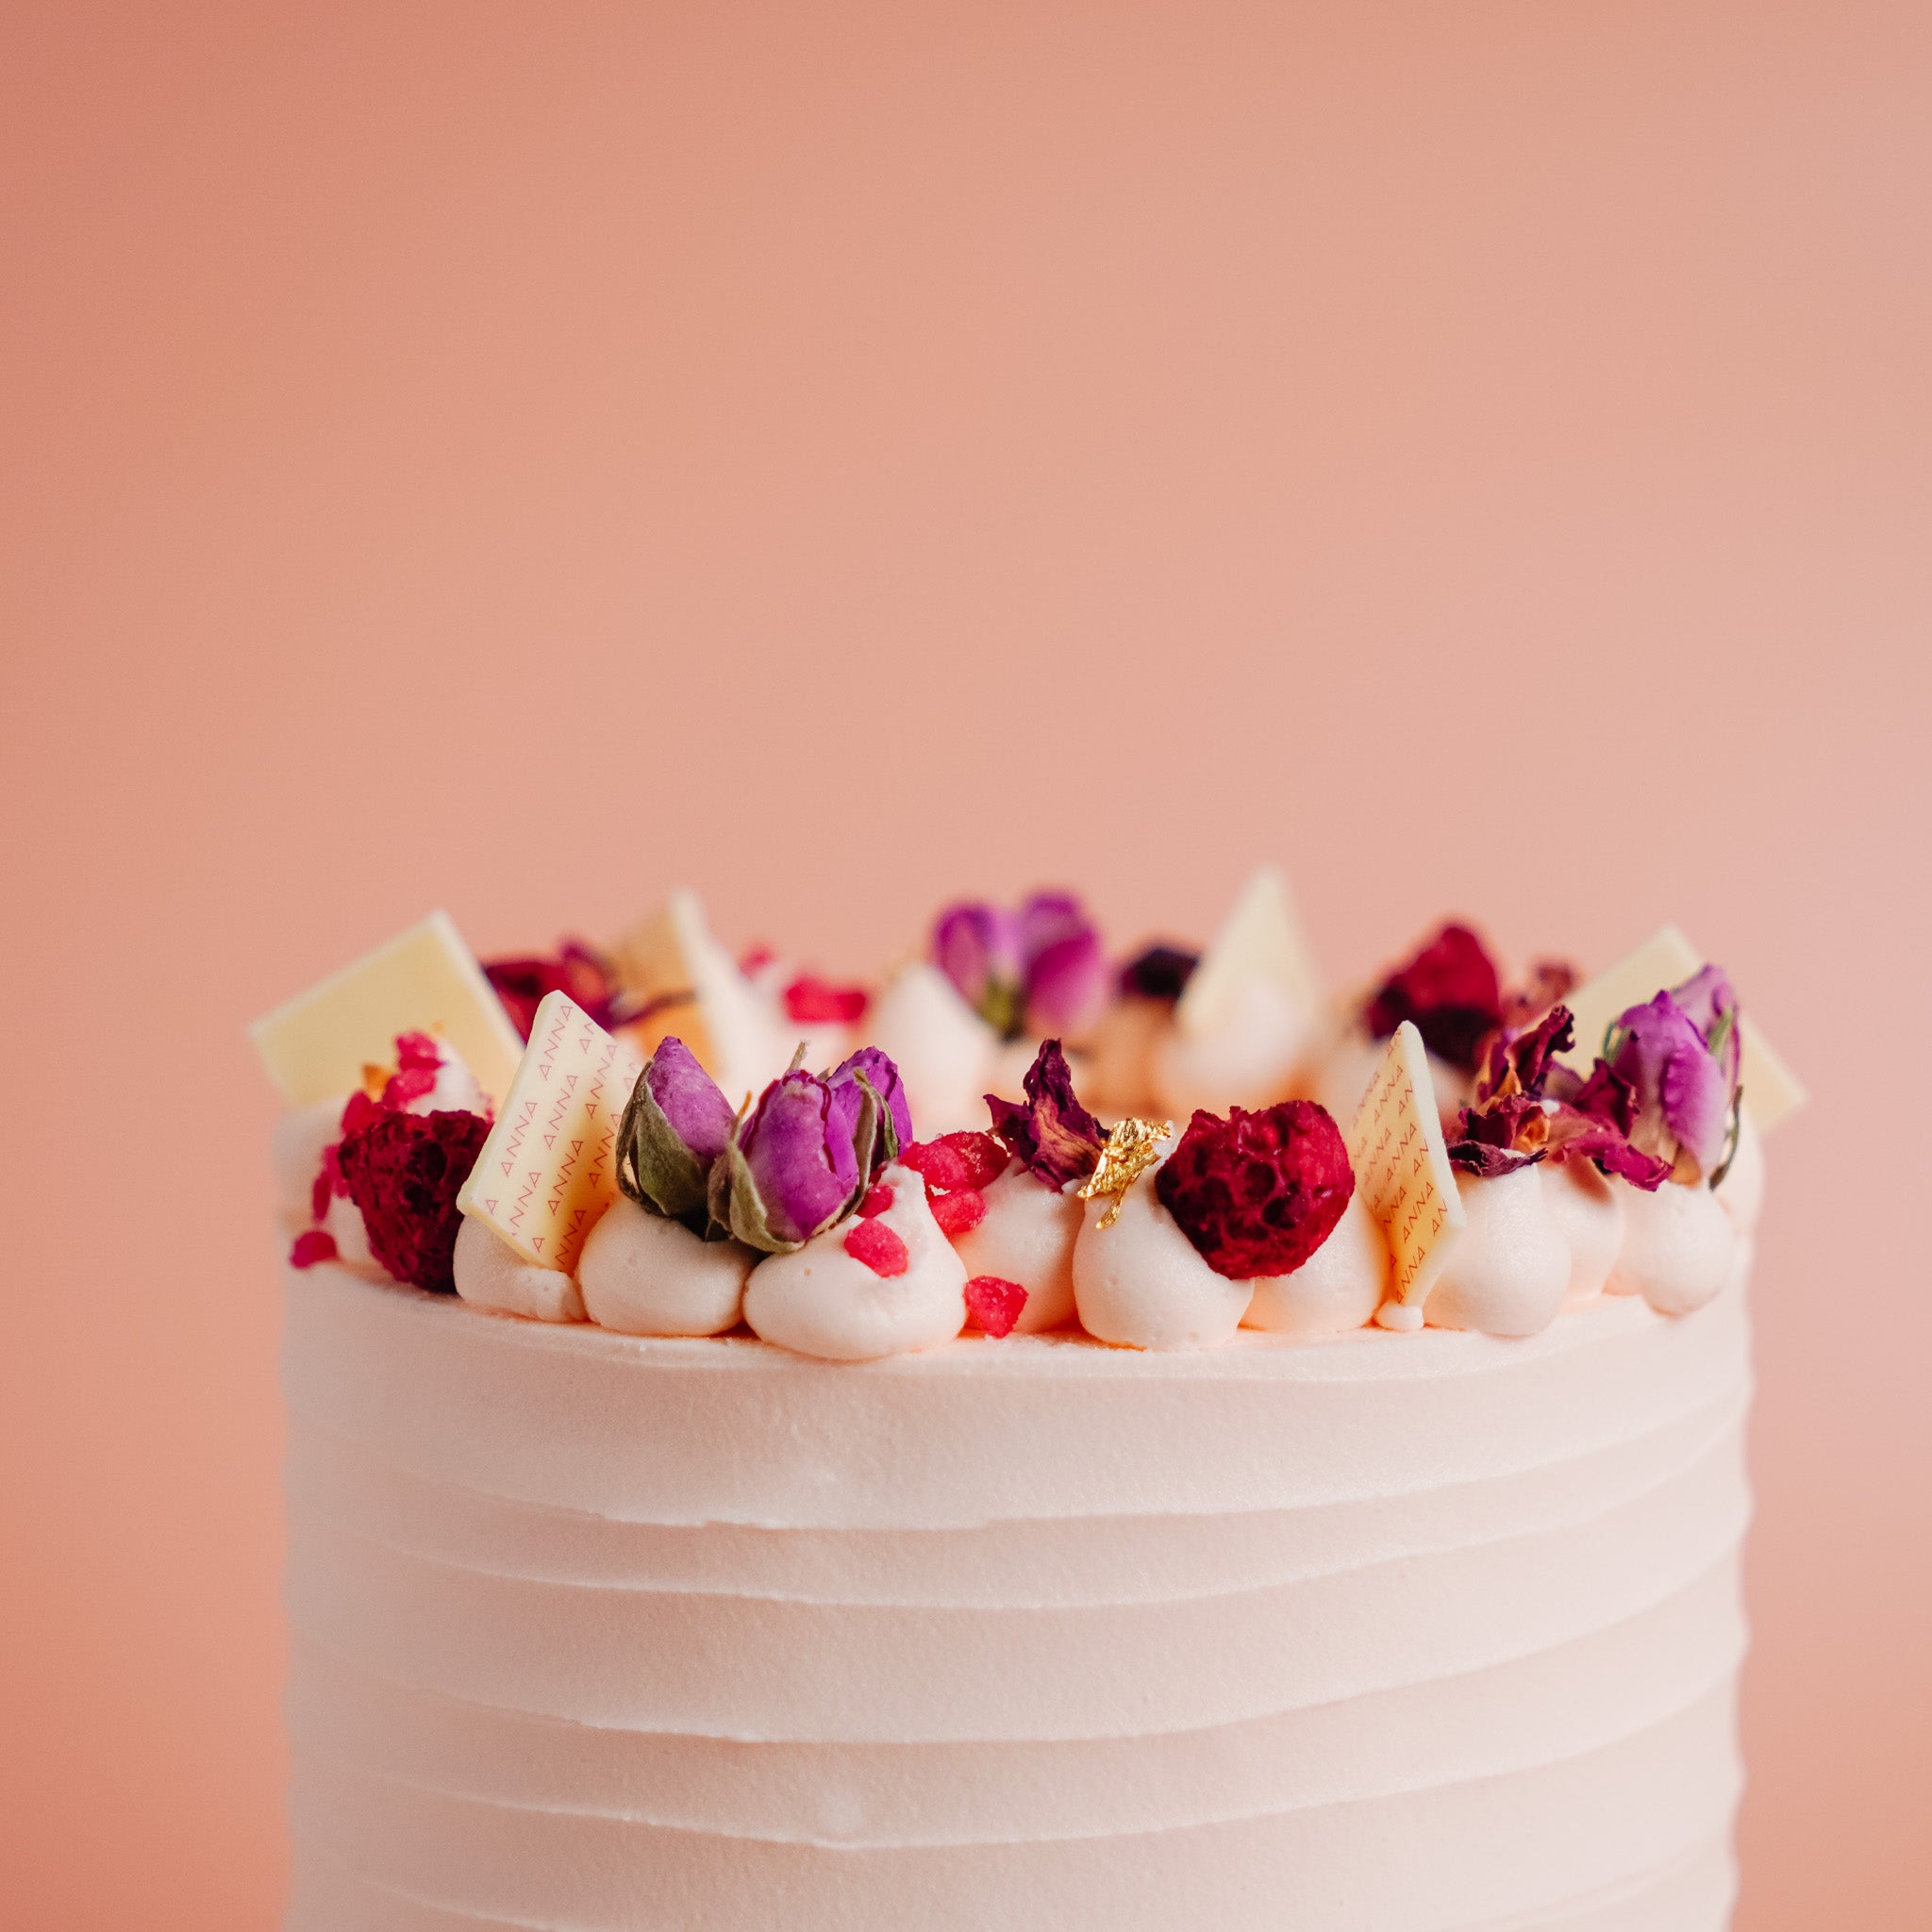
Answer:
1077, 1117, 1174, 1228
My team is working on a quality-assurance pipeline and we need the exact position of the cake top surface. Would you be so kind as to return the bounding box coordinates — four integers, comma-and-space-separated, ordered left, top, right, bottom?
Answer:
256, 870, 1799, 1367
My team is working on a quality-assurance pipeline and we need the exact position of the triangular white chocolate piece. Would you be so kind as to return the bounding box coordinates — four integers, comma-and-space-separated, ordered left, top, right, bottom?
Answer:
1557, 924, 1806, 1134
1344, 1022, 1465, 1314
1174, 867, 1324, 1041
611, 890, 791, 1110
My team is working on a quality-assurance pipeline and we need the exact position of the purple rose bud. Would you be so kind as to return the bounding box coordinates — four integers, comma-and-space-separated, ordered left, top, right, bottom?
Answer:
1668, 965, 1742, 1093
616, 1037, 740, 1232
1607, 987, 1736, 1181
1021, 899, 1108, 1038
934, 902, 1024, 1033
722, 1062, 893, 1253
829, 1046, 912, 1158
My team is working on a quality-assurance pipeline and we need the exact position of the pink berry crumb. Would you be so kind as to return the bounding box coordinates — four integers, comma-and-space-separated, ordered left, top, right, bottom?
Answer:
858, 1183, 893, 1219
290, 1229, 339, 1270
964, 1274, 1028, 1338
843, 1218, 910, 1277
929, 1187, 987, 1238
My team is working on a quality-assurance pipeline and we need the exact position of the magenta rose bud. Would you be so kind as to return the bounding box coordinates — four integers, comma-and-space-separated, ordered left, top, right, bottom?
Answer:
1020, 891, 1108, 1038
1607, 982, 1737, 1181
829, 1046, 913, 1158
934, 902, 1024, 1032
617, 1036, 740, 1231
720, 1052, 906, 1253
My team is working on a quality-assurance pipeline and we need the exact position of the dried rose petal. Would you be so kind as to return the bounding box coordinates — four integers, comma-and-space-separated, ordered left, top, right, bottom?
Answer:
289, 1229, 339, 1270
1155, 1101, 1355, 1280
1363, 923, 1505, 1072
336, 1109, 491, 1292
484, 941, 622, 1041
843, 1218, 910, 1277
858, 1183, 894, 1219
930, 1188, 988, 1238
784, 974, 870, 1025
984, 1041, 1107, 1189
964, 1274, 1028, 1338
902, 1131, 1009, 1193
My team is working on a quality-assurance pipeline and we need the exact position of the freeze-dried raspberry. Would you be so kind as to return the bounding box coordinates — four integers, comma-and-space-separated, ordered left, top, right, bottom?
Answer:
964, 1275, 1028, 1338
1155, 1101, 1354, 1281
843, 1218, 910, 1277
336, 1109, 491, 1293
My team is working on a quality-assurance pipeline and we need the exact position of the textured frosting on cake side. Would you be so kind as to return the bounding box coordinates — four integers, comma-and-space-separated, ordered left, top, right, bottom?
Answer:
283, 1264, 1751, 1931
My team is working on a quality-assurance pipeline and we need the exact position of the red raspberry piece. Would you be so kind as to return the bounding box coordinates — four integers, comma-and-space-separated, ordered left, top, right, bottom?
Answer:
337, 1108, 491, 1293
843, 1218, 909, 1277
289, 1229, 339, 1270
1155, 1101, 1355, 1281
929, 1187, 988, 1238
783, 974, 870, 1024
858, 1183, 894, 1218
964, 1274, 1027, 1338
902, 1132, 1008, 1192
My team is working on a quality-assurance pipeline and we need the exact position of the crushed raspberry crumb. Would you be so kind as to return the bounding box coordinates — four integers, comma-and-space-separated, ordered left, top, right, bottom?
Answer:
902, 1132, 1008, 1192
381, 1063, 439, 1107
929, 1187, 988, 1238
393, 1031, 441, 1070
290, 1229, 339, 1270
858, 1183, 894, 1218
843, 1218, 910, 1277
783, 973, 870, 1025
963, 1274, 1027, 1337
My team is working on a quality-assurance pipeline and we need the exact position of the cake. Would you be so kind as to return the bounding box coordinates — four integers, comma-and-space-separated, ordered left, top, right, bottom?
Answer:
256, 876, 1797, 1930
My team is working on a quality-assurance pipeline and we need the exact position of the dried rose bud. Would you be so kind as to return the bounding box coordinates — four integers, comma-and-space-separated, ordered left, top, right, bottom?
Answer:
617, 1036, 740, 1232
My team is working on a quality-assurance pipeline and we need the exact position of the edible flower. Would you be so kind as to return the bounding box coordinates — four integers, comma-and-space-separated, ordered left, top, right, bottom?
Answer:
1447, 1006, 1673, 1189
616, 1036, 740, 1233
984, 1040, 1108, 1189
1599, 967, 1741, 1184
1155, 1101, 1355, 1280
483, 941, 624, 1041
1362, 922, 1504, 1072
336, 1108, 491, 1291
932, 891, 1107, 1040
719, 1048, 909, 1252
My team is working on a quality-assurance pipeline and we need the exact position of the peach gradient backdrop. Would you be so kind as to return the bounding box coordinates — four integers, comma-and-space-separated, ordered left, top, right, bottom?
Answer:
4, 3, 1928, 1925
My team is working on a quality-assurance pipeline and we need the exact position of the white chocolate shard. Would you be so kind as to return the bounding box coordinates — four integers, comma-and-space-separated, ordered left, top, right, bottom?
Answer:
1344, 1022, 1466, 1317
455, 992, 641, 1272
863, 962, 1000, 1139
1174, 867, 1324, 1041
248, 909, 525, 1111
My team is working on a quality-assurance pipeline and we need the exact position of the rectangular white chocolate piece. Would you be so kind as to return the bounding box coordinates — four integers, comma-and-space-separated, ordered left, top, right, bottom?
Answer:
1557, 924, 1807, 1132
1346, 1021, 1465, 1308
248, 909, 526, 1109
457, 991, 643, 1271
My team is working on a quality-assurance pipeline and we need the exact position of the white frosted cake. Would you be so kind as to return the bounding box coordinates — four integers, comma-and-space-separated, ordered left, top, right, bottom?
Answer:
257, 878, 1795, 1930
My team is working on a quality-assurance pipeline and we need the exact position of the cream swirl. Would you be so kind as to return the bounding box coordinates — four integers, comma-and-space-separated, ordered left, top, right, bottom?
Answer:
742, 1164, 967, 1360
576, 1194, 755, 1338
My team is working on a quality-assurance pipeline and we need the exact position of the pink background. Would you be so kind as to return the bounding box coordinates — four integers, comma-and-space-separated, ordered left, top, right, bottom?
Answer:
3, 4, 1927, 1924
